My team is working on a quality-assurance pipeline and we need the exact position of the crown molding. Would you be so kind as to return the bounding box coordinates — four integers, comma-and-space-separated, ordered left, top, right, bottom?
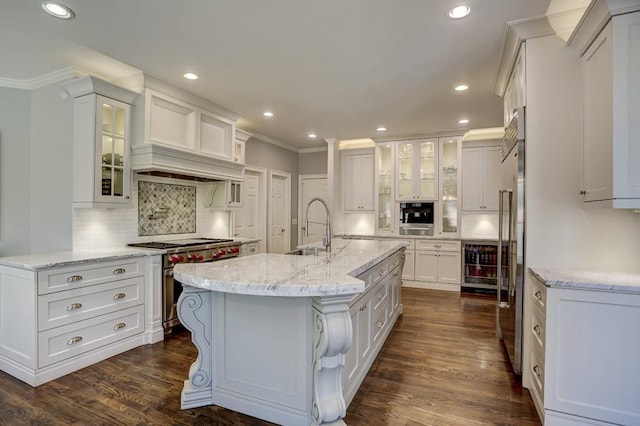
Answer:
568, 0, 640, 56
299, 146, 328, 154
0, 67, 78, 90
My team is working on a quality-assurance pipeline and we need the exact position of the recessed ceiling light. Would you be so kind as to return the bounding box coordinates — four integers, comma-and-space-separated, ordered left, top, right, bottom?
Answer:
263, 111, 274, 117
376, 126, 387, 132
308, 133, 317, 139
41, 2, 75, 19
458, 119, 470, 124
449, 5, 470, 19
454, 84, 469, 91
183, 72, 198, 80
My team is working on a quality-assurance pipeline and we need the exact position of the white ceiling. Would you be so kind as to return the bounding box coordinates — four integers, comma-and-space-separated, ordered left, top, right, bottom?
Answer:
1, 0, 554, 149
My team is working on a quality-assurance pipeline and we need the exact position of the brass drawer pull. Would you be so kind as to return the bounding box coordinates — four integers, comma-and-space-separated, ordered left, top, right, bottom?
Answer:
534, 291, 543, 301
378, 293, 384, 300
113, 322, 126, 330
533, 324, 541, 335
377, 320, 384, 328
67, 275, 83, 282
359, 304, 367, 312
113, 268, 126, 274
66, 303, 83, 311
67, 336, 83, 345
113, 293, 126, 300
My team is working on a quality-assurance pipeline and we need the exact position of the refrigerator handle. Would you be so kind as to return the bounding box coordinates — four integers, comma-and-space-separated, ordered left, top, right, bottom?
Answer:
497, 189, 512, 308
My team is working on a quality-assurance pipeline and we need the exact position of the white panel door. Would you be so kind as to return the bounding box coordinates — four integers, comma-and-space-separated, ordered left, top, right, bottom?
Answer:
233, 170, 261, 239
414, 251, 438, 282
484, 146, 502, 211
299, 176, 328, 246
269, 171, 290, 254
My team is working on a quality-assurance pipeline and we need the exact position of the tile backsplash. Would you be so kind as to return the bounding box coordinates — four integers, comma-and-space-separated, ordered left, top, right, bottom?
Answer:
138, 181, 196, 236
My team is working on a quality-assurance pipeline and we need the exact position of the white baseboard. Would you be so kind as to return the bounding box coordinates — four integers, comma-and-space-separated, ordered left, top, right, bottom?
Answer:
402, 281, 460, 292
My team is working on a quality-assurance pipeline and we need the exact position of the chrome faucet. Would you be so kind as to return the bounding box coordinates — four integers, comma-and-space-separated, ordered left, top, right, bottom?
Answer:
304, 197, 332, 252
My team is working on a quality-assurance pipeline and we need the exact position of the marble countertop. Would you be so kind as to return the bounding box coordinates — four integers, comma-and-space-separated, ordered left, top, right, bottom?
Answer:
0, 247, 159, 271
174, 238, 407, 297
530, 267, 640, 294
337, 233, 461, 241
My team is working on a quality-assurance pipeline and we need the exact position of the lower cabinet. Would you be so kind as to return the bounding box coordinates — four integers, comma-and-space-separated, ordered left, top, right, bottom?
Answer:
0, 256, 155, 386
239, 241, 261, 256
529, 274, 640, 425
410, 239, 461, 289
342, 249, 404, 406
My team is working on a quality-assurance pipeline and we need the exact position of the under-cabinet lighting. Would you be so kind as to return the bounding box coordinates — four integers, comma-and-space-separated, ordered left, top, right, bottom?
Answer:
41, 1, 74, 19
183, 72, 198, 80
449, 5, 470, 19
263, 111, 274, 117
454, 84, 469, 91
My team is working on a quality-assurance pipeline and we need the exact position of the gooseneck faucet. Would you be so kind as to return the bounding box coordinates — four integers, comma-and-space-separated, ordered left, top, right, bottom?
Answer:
304, 197, 332, 252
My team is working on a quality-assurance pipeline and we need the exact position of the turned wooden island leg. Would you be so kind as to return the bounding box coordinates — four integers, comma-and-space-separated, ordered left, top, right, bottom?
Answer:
312, 295, 354, 426
177, 286, 214, 409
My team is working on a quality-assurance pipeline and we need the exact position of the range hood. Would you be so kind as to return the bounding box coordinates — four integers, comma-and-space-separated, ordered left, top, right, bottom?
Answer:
131, 143, 244, 182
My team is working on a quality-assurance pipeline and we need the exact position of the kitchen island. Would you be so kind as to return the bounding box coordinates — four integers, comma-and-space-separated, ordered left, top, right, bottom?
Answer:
173, 238, 406, 425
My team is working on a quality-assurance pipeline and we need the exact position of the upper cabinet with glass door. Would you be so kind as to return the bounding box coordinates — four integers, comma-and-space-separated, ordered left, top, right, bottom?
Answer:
438, 136, 461, 237
62, 76, 137, 208
375, 142, 395, 234
395, 139, 438, 201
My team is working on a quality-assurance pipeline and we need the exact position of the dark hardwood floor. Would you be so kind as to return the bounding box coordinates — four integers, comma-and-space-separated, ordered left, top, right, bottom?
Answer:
0, 288, 540, 425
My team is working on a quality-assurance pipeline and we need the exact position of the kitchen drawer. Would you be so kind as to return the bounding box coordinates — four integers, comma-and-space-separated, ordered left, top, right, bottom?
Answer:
415, 239, 461, 252
531, 276, 547, 312
38, 305, 144, 368
372, 300, 389, 345
530, 302, 546, 353
529, 343, 545, 405
371, 279, 389, 314
38, 276, 144, 331
38, 257, 145, 295
240, 242, 260, 256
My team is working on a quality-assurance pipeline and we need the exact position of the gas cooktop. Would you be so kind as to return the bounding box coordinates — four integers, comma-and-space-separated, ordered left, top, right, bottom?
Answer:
128, 238, 234, 250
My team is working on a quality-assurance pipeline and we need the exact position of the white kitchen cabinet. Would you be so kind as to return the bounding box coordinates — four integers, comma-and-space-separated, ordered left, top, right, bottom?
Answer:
342, 150, 375, 211
131, 86, 244, 181
61, 76, 137, 208
413, 240, 461, 287
577, 12, 640, 208
234, 129, 252, 164
529, 273, 640, 425
239, 241, 261, 256
402, 248, 415, 280
0, 256, 151, 386
504, 45, 526, 126
342, 250, 403, 406
461, 144, 501, 211
438, 136, 461, 237
375, 142, 395, 234
395, 139, 438, 201
208, 180, 243, 209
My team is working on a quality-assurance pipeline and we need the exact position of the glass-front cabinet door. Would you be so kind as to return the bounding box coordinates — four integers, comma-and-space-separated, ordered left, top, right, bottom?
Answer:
438, 136, 461, 236
395, 139, 437, 201
99, 97, 129, 202
375, 142, 395, 234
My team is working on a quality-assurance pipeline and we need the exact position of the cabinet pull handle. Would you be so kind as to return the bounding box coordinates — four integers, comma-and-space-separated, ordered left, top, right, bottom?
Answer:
533, 364, 541, 377
67, 336, 83, 345
533, 324, 541, 335
113, 293, 126, 300
66, 303, 83, 311
378, 293, 384, 300
377, 320, 384, 328
534, 291, 543, 301
359, 304, 367, 312
113, 268, 126, 274
113, 322, 127, 330
67, 275, 83, 282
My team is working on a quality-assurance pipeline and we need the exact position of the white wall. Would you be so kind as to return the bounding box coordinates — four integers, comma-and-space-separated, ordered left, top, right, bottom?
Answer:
0, 87, 31, 256
526, 34, 640, 273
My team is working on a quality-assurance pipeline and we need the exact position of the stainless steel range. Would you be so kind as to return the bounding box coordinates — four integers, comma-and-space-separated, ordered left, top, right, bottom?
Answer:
128, 238, 241, 332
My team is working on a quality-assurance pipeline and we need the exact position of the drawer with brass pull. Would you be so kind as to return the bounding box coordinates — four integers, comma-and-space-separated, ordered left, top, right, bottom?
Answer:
37, 305, 144, 368
38, 276, 144, 331
530, 302, 546, 353
37, 257, 144, 295
531, 276, 547, 312
372, 278, 389, 314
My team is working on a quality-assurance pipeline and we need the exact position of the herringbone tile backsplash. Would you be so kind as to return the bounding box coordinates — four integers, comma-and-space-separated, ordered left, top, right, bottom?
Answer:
138, 181, 196, 236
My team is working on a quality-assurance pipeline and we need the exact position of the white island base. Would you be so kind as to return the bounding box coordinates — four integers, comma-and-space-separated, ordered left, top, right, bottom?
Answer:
174, 239, 406, 425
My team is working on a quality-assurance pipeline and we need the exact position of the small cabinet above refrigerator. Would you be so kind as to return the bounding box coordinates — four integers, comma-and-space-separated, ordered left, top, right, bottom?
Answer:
461, 241, 508, 294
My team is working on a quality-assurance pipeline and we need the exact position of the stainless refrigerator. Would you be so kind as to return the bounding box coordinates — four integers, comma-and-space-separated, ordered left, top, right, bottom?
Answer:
497, 107, 525, 375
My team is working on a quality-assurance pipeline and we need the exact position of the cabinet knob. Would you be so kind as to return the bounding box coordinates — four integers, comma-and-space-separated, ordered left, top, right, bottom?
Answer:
533, 324, 541, 335
534, 291, 543, 301
125, 196, 130, 200
579, 190, 586, 195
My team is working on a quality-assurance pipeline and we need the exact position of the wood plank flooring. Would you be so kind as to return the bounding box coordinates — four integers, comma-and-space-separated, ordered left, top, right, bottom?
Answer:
0, 288, 540, 425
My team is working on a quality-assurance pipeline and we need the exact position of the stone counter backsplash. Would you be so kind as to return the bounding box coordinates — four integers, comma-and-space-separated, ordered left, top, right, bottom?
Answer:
138, 181, 196, 236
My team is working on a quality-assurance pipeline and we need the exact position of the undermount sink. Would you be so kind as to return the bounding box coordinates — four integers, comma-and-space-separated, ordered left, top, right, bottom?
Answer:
285, 248, 318, 256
